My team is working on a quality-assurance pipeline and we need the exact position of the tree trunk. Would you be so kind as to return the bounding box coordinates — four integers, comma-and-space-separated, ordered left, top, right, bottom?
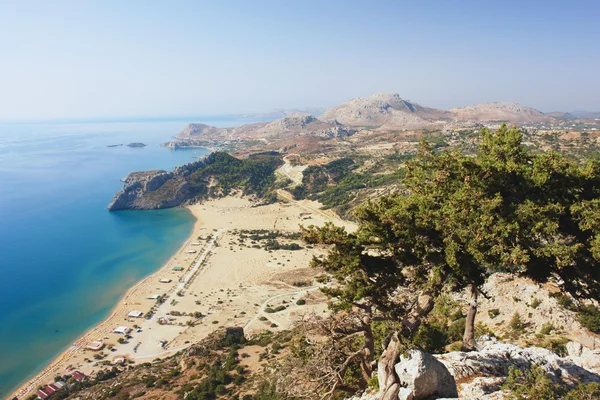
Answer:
333, 307, 375, 390
462, 284, 478, 352
359, 310, 375, 382
378, 332, 401, 400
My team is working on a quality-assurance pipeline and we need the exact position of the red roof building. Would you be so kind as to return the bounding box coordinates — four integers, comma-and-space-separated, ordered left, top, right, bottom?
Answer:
71, 371, 86, 382
36, 385, 57, 400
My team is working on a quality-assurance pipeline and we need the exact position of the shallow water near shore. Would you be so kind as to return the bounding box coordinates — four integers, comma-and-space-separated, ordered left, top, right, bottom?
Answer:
0, 119, 240, 397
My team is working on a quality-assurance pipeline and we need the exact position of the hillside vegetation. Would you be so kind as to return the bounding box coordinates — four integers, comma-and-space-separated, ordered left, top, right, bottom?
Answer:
96, 126, 600, 400
108, 152, 284, 210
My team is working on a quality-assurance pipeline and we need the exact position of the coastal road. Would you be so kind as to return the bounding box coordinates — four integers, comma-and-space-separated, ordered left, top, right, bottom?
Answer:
147, 229, 222, 324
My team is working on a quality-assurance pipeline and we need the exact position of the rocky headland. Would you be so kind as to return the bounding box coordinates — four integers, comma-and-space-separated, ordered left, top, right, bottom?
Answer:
107, 161, 207, 211
107, 151, 283, 211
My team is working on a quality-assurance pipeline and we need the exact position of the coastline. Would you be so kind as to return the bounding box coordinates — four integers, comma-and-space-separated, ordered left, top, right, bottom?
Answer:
9, 196, 355, 400
8, 209, 200, 400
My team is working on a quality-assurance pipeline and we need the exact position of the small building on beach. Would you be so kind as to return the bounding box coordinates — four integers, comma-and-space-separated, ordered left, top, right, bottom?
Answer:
147, 294, 160, 300
159, 278, 172, 283
86, 341, 105, 351
114, 326, 131, 335
172, 266, 183, 271
37, 381, 65, 399
127, 310, 144, 318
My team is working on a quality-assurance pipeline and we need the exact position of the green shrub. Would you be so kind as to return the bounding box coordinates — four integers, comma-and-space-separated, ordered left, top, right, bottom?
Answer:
296, 299, 306, 305
475, 322, 496, 338
412, 323, 448, 353
292, 281, 310, 287
251, 379, 280, 400
531, 298, 542, 308
509, 312, 526, 334
578, 305, 600, 333
367, 375, 380, 391
502, 364, 563, 399
538, 337, 569, 357
488, 309, 501, 319
564, 382, 600, 399
265, 305, 286, 313
551, 293, 575, 310
447, 318, 466, 343
539, 323, 554, 336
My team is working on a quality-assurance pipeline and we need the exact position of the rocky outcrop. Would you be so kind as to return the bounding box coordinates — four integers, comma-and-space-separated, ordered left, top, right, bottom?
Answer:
319, 93, 453, 129
265, 114, 317, 130
566, 342, 600, 370
352, 335, 600, 400
396, 350, 458, 400
107, 157, 212, 211
127, 142, 146, 147
437, 336, 600, 398
311, 125, 357, 139
175, 123, 226, 139
459, 273, 599, 349
108, 152, 283, 211
376, 333, 457, 400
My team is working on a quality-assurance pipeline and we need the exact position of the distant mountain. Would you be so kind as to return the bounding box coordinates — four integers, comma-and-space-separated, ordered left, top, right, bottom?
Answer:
171, 94, 588, 149
172, 113, 355, 143
546, 111, 578, 120
319, 93, 452, 129
571, 111, 600, 119
175, 123, 225, 138
450, 102, 554, 124
234, 108, 326, 120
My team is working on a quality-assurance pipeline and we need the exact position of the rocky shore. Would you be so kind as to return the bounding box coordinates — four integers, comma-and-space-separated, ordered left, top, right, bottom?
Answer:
107, 157, 212, 211
108, 151, 283, 211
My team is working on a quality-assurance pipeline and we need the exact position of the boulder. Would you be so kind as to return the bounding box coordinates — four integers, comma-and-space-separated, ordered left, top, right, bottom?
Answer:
395, 349, 458, 400
437, 335, 600, 397
566, 341, 600, 371
353, 336, 600, 400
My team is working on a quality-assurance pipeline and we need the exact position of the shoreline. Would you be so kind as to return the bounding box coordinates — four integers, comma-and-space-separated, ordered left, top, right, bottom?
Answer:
9, 196, 356, 400
8, 208, 201, 400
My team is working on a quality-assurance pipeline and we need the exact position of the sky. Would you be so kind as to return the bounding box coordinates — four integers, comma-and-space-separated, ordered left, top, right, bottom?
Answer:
0, 0, 598, 120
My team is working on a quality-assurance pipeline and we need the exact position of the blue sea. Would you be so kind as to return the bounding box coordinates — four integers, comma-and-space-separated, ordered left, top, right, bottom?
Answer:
0, 118, 254, 398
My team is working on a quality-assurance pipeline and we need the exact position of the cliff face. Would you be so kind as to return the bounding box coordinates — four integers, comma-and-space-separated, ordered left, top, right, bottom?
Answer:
107, 158, 211, 211
108, 152, 283, 211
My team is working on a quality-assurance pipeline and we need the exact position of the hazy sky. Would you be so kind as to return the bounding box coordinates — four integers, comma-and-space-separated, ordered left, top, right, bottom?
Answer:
0, 0, 598, 120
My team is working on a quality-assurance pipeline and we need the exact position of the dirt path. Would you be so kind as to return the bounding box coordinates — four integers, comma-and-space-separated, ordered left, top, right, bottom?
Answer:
243, 285, 323, 332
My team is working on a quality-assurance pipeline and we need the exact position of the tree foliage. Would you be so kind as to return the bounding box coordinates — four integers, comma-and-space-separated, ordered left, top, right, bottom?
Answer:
302, 124, 600, 393
189, 151, 283, 198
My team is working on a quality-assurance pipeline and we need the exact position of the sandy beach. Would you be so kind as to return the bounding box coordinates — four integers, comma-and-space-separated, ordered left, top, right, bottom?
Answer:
9, 195, 355, 400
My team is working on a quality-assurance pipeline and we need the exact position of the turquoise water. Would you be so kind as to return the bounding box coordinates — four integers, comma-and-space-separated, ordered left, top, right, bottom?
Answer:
0, 120, 240, 397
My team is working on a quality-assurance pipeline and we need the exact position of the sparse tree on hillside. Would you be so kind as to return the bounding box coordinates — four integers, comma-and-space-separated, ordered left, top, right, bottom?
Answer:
306, 123, 600, 359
